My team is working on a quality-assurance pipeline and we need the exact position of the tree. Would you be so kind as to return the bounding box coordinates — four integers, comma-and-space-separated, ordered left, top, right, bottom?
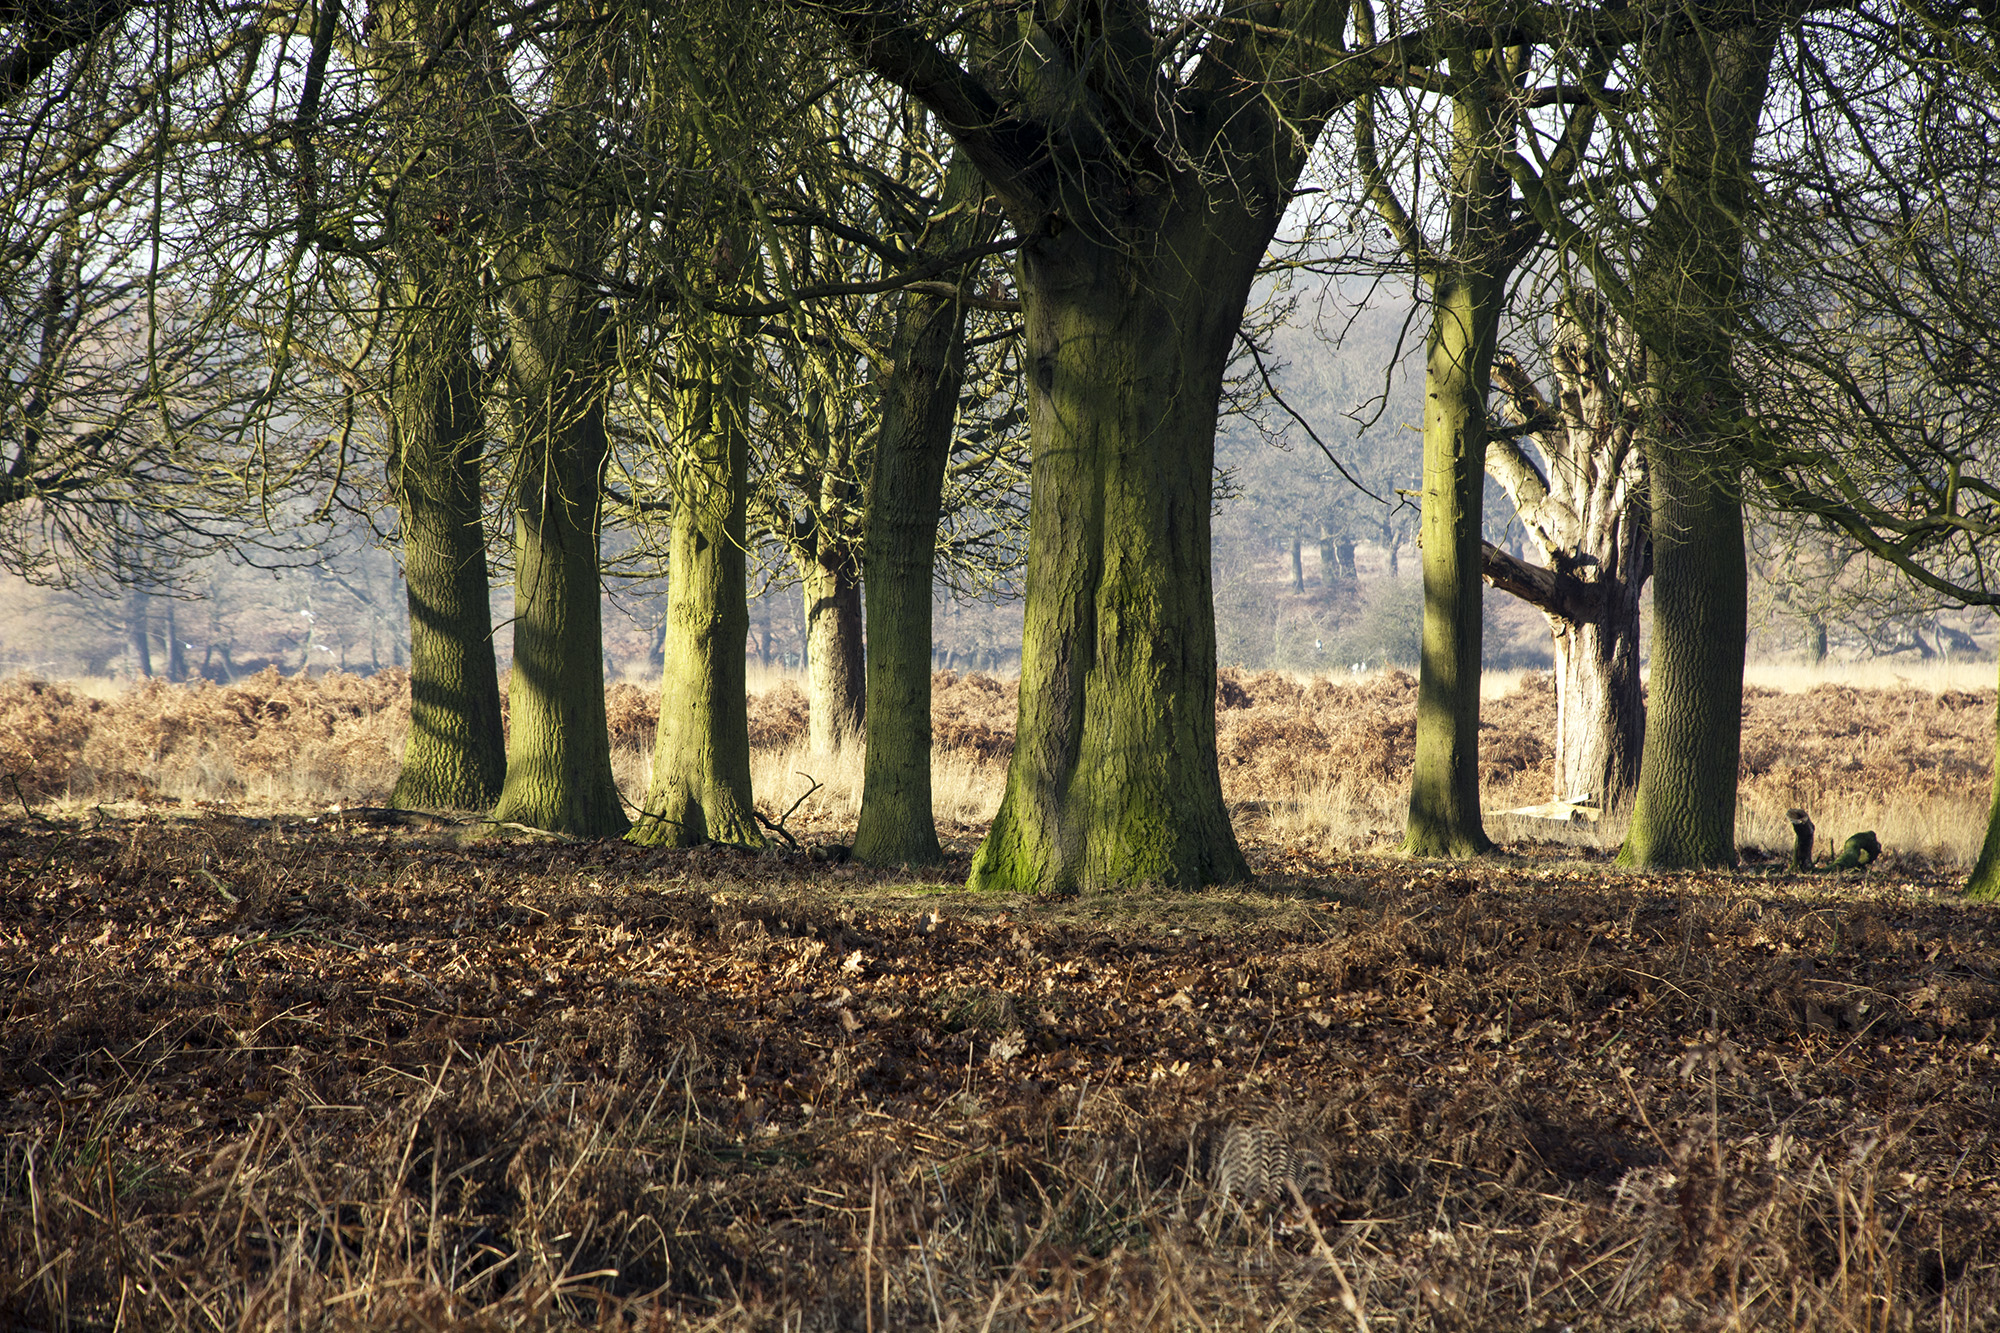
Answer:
1506, 0, 1791, 869
484, 9, 628, 838
365, 1, 508, 811
808, 0, 1396, 891
625, 10, 827, 849
1483, 291, 1650, 812
853, 151, 1004, 866
630, 289, 765, 849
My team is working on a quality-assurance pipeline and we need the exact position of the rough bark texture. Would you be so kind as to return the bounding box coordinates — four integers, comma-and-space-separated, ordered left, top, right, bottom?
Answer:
387, 258, 505, 811
804, 541, 865, 754
1968, 655, 2000, 901
632, 314, 763, 850
489, 277, 626, 838
1618, 440, 1746, 869
815, 0, 1363, 891
1548, 602, 1644, 807
852, 283, 969, 867
968, 215, 1251, 893
1615, 10, 1776, 870
1485, 296, 1650, 813
370, 0, 508, 812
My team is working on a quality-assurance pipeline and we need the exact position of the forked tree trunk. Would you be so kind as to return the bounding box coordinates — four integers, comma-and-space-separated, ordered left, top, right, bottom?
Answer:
632, 313, 763, 849
804, 536, 865, 753
1485, 293, 1651, 813
1405, 272, 1499, 858
967, 215, 1250, 893
388, 256, 505, 811
853, 280, 970, 867
489, 295, 627, 838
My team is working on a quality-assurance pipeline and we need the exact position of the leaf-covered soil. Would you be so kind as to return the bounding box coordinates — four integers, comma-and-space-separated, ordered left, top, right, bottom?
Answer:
3, 812, 1997, 1330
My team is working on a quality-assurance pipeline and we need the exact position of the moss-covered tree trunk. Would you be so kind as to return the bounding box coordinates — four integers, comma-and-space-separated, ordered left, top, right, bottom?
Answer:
967, 211, 1251, 893
387, 256, 505, 810
804, 530, 865, 754
1614, 10, 1776, 870
852, 282, 970, 867
366, 0, 510, 814
489, 281, 626, 838
1969, 652, 2000, 900
813, 0, 1373, 891
1405, 273, 1500, 857
631, 312, 763, 849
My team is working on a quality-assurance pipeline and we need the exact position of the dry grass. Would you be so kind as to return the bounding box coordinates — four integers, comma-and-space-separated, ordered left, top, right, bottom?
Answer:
2, 816, 1997, 1331
0, 663, 1992, 869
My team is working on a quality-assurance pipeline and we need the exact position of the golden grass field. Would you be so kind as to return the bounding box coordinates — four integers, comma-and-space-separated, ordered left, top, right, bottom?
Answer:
4, 662, 1992, 869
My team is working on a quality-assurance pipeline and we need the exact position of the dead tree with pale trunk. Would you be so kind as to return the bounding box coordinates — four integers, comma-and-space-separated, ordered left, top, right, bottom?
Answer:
1483, 291, 1651, 814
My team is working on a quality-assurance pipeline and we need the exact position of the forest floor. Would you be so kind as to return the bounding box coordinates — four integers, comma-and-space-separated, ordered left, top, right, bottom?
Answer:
3, 803, 1998, 1331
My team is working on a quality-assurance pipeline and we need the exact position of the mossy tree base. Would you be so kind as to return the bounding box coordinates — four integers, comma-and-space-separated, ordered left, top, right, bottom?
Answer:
632, 304, 763, 851
962, 216, 1249, 895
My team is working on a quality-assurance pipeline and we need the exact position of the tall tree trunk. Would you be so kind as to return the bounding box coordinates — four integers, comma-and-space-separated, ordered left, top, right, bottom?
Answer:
853, 281, 970, 866
368, 0, 507, 811
1289, 536, 1305, 593
632, 312, 762, 849
1614, 8, 1776, 870
1618, 441, 1745, 867
490, 292, 627, 838
968, 218, 1250, 893
804, 534, 865, 753
388, 256, 506, 810
1405, 273, 1499, 857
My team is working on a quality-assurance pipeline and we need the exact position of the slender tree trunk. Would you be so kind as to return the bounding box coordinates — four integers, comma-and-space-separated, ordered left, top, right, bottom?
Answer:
388, 257, 506, 811
490, 295, 627, 838
1405, 274, 1499, 857
1289, 536, 1305, 593
804, 539, 865, 753
1969, 652, 2000, 901
968, 218, 1250, 893
126, 590, 152, 678
162, 600, 186, 681
632, 313, 762, 849
853, 282, 969, 866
